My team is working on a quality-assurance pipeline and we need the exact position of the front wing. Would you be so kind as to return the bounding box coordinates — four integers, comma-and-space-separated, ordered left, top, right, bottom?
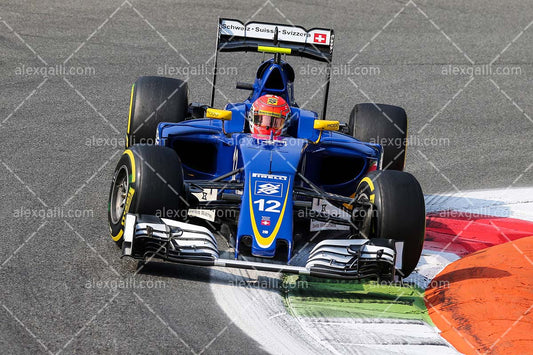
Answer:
122, 214, 399, 280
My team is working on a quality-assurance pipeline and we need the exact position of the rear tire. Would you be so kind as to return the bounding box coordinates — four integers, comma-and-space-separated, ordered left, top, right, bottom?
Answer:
349, 103, 408, 171
126, 76, 189, 147
356, 170, 425, 277
108, 145, 187, 244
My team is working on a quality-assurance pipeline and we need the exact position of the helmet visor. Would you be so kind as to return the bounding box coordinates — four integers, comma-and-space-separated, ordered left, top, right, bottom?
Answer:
253, 114, 285, 130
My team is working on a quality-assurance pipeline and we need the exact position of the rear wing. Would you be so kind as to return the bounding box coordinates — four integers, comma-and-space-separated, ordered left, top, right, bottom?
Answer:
210, 19, 334, 119
217, 18, 334, 62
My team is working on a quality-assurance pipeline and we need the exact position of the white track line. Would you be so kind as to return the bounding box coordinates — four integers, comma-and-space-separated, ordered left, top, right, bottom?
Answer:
211, 187, 533, 354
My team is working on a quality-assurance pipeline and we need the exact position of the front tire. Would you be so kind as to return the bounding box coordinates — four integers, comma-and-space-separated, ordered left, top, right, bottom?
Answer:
108, 145, 186, 244
356, 170, 425, 277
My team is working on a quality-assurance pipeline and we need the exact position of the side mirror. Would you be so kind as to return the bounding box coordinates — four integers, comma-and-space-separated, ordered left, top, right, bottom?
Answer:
206, 108, 232, 121
313, 120, 340, 131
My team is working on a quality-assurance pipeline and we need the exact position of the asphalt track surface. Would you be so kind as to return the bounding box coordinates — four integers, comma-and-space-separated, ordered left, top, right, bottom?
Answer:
0, 0, 532, 354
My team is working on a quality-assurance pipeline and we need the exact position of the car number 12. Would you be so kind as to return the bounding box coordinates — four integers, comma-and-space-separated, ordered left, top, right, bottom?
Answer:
253, 199, 281, 213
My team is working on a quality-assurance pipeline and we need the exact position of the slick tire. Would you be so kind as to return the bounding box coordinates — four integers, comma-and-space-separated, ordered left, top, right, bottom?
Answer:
108, 145, 186, 244
356, 170, 425, 277
349, 103, 408, 171
126, 76, 189, 147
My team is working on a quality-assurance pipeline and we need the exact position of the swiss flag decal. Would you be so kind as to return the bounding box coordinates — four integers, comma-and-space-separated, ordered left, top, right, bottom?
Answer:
313, 33, 327, 44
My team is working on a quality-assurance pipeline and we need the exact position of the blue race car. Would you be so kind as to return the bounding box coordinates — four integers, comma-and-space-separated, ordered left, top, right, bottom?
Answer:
108, 19, 426, 280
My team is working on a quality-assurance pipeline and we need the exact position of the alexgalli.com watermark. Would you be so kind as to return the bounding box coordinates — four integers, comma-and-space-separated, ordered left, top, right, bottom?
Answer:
368, 135, 450, 148
85, 135, 126, 149
157, 64, 238, 77
429, 209, 512, 219
13, 207, 94, 219
15, 63, 96, 77
86, 277, 167, 291
375, 279, 450, 289
230, 277, 308, 290
299, 64, 381, 77
441, 64, 522, 76
156, 207, 238, 220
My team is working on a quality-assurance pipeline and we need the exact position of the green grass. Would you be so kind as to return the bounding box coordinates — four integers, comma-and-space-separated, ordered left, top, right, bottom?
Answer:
282, 275, 432, 325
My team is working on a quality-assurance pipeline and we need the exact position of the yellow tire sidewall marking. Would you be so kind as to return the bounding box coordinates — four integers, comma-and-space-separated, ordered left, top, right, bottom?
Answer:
126, 83, 135, 147
358, 177, 375, 203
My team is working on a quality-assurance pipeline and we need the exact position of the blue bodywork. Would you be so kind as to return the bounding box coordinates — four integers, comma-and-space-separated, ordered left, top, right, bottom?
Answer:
155, 58, 382, 259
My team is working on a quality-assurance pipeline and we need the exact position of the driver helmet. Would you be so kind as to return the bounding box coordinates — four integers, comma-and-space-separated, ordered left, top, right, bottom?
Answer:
248, 95, 290, 138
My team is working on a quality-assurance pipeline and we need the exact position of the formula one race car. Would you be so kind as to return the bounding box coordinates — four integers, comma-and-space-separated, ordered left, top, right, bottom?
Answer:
108, 19, 425, 280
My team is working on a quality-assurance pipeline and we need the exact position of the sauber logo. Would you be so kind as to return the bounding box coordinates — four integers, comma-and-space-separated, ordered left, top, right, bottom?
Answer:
255, 182, 282, 196
313, 33, 327, 44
